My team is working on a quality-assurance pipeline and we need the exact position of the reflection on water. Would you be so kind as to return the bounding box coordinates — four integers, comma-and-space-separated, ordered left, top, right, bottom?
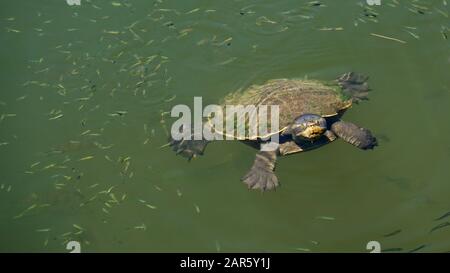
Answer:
0, 0, 449, 252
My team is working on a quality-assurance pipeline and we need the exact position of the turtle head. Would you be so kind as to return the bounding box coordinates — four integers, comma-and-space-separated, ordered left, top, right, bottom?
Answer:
288, 114, 327, 141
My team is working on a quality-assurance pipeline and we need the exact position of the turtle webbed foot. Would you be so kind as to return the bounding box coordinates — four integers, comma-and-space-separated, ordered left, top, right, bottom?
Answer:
242, 168, 279, 191
337, 72, 370, 103
169, 136, 209, 161
331, 121, 378, 150
241, 151, 279, 191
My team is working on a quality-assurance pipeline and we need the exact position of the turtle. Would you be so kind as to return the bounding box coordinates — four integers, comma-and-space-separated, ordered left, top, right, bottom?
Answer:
169, 72, 377, 191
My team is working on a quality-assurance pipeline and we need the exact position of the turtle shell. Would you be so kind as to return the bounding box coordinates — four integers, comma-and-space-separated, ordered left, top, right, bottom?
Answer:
207, 78, 352, 140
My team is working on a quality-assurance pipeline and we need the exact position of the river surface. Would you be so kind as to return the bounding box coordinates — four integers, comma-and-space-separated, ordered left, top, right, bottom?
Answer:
0, 0, 449, 252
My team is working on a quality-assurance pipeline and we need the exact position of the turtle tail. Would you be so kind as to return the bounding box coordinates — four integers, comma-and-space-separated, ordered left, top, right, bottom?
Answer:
337, 72, 370, 103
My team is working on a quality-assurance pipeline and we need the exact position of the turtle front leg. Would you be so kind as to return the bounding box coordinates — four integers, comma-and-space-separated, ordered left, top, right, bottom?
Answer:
331, 121, 377, 150
169, 134, 210, 161
242, 150, 279, 191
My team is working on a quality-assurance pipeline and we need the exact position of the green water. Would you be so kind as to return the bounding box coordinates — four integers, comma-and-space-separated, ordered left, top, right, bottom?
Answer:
1, 0, 449, 252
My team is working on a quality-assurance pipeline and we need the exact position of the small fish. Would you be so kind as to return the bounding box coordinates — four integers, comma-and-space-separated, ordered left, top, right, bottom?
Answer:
255, 16, 277, 25
73, 224, 84, 230
14, 204, 38, 219
442, 30, 448, 40
164, 95, 177, 102
61, 232, 72, 237
382, 248, 403, 252
404, 30, 419, 39
134, 224, 146, 230
194, 204, 200, 214
109, 193, 119, 203
124, 161, 130, 172
49, 114, 63, 120
26, 204, 37, 211
215, 37, 233, 47
36, 228, 51, 232
30, 162, 41, 168
315, 216, 335, 221
435, 211, 450, 221
309, 1, 323, 7
43, 163, 55, 170
409, 245, 426, 253
318, 27, 344, 31
186, 8, 200, 14
370, 33, 406, 44
295, 247, 311, 252
5, 27, 21, 33
79, 156, 94, 161
215, 241, 221, 252
435, 8, 448, 18
106, 186, 115, 193
217, 57, 237, 66
430, 222, 450, 233
383, 229, 402, 237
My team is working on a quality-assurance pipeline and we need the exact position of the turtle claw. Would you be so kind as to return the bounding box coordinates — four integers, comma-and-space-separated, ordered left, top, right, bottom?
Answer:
169, 137, 208, 161
241, 168, 279, 191
337, 72, 368, 84
337, 72, 370, 103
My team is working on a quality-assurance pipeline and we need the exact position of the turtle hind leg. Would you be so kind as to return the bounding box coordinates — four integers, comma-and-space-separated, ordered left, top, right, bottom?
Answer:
331, 120, 377, 150
241, 150, 279, 191
169, 135, 209, 161
337, 72, 370, 103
